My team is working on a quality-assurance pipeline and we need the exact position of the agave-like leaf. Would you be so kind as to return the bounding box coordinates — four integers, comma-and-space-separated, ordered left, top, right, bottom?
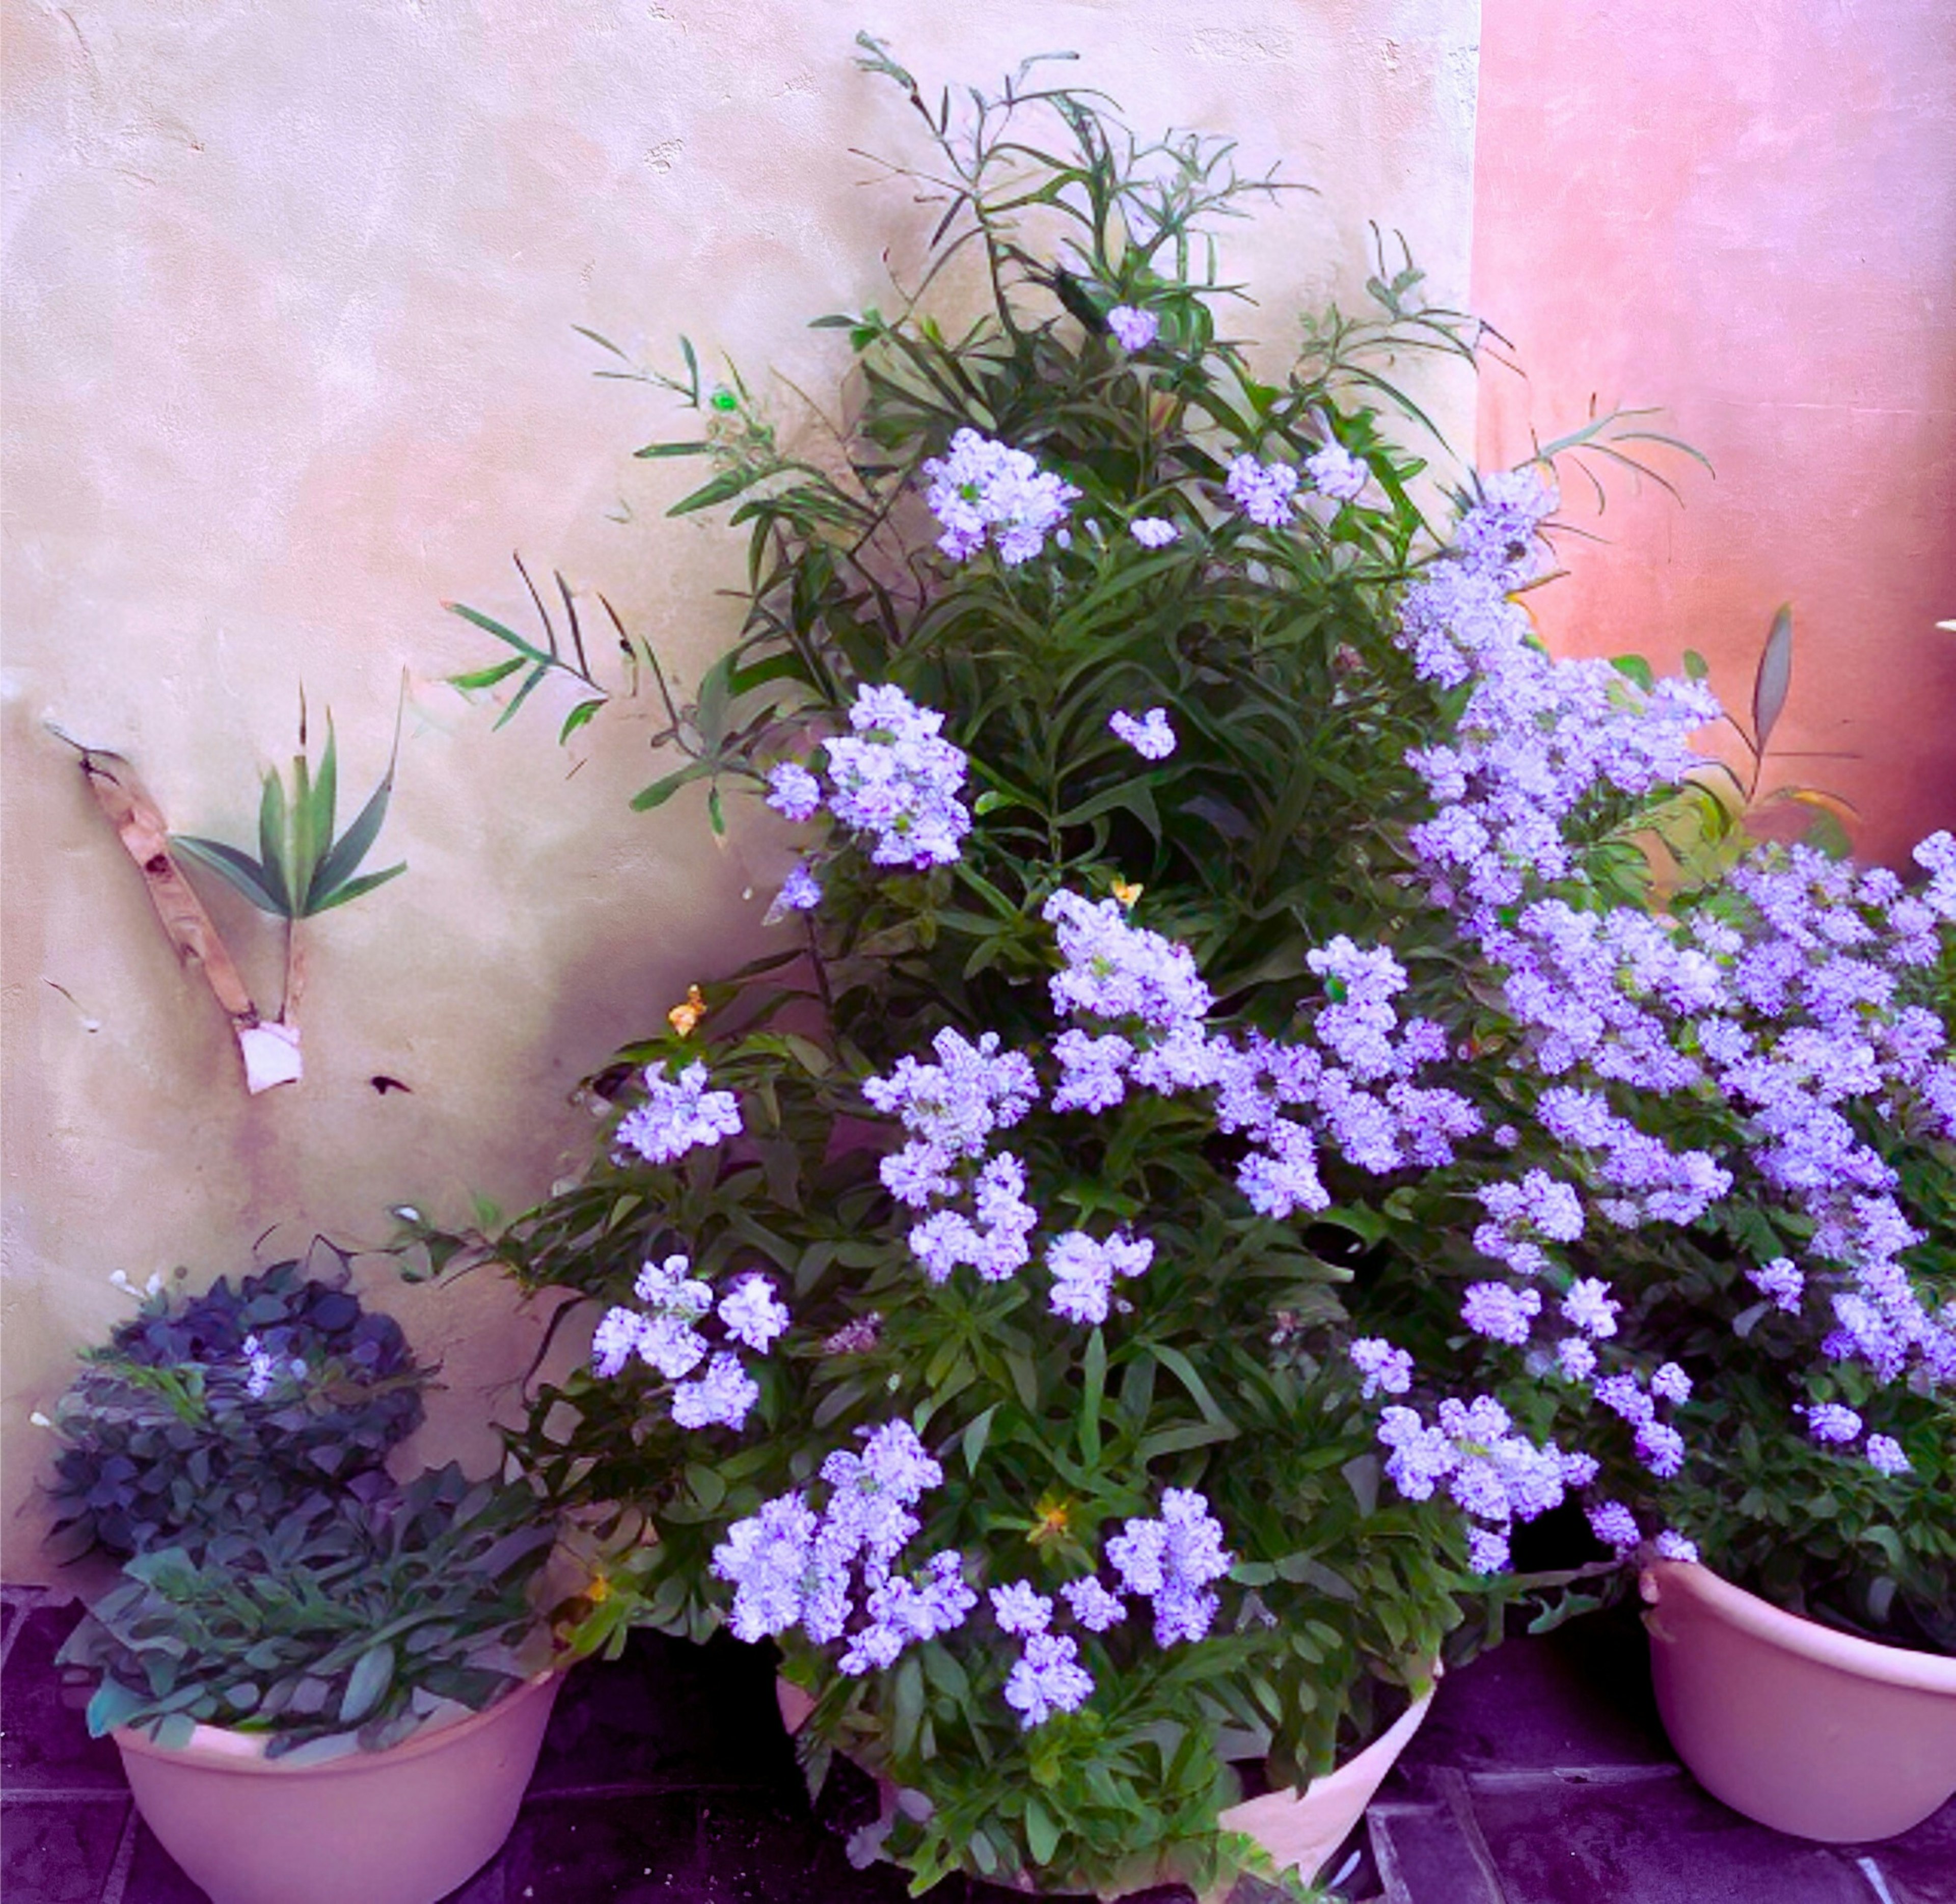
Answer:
171, 835, 289, 917
256, 770, 292, 915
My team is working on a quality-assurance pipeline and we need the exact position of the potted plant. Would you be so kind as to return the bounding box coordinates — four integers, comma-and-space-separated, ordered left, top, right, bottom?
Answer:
424, 41, 1657, 1897
57, 1465, 562, 1904
43, 1250, 429, 1560
438, 31, 1956, 1886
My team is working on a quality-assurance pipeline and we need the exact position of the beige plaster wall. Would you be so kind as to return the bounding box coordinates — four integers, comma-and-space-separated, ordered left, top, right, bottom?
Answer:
0, 0, 1481, 1578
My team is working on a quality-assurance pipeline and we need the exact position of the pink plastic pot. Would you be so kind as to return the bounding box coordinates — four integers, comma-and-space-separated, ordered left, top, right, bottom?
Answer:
778, 1668, 1436, 1898
1642, 1559, 1956, 1842
113, 1672, 561, 1904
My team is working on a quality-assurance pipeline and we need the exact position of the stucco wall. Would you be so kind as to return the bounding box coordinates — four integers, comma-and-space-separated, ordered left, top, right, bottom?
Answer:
0, 1, 1482, 1578
1471, 0, 1956, 866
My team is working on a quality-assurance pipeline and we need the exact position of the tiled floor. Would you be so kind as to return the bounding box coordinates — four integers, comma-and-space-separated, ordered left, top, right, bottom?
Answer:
3, 1584, 1950, 1903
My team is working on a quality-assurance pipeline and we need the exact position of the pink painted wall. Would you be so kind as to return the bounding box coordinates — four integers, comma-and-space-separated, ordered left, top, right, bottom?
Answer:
1472, 0, 1956, 867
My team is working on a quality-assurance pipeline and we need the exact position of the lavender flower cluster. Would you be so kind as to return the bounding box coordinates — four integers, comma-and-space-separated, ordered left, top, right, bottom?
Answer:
922, 427, 1081, 566
712, 1415, 1234, 1732
590, 1252, 788, 1431
765, 682, 973, 883
615, 1059, 744, 1167
1349, 463, 1956, 1552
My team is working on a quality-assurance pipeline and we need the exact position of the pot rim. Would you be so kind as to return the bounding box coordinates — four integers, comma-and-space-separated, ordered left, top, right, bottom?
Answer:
111, 1667, 561, 1778
1644, 1558, 1956, 1695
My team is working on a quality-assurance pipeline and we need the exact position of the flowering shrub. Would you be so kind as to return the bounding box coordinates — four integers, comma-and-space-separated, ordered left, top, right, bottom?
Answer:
441, 38, 1955, 1894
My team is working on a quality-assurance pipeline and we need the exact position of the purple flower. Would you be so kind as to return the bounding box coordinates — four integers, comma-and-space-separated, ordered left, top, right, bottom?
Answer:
1636, 1421, 1686, 1478
1747, 1257, 1805, 1312
1129, 516, 1180, 548
1588, 1501, 1641, 1551
1109, 707, 1178, 760
1653, 1530, 1700, 1563
1225, 455, 1300, 528
1106, 305, 1160, 352
1649, 1362, 1692, 1405
1060, 1577, 1127, 1632
671, 1352, 759, 1430
989, 1581, 1054, 1636
1466, 1525, 1511, 1573
823, 684, 972, 869
1003, 1632, 1095, 1728
590, 1307, 647, 1378
765, 863, 822, 920
1305, 440, 1369, 504
766, 761, 822, 822
1104, 1489, 1232, 1647
1865, 1434, 1912, 1476
717, 1276, 790, 1354
1560, 1278, 1621, 1339
1043, 890, 1214, 1032
1350, 1336, 1414, 1398
1462, 1281, 1542, 1346
615, 1060, 744, 1166
922, 428, 1080, 565
1803, 1401, 1864, 1445
1046, 1229, 1154, 1326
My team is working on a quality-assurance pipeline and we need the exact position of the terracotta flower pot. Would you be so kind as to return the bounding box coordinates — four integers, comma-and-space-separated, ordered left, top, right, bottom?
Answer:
112, 1672, 561, 1904
1642, 1558, 1956, 1842
777, 1669, 1435, 1897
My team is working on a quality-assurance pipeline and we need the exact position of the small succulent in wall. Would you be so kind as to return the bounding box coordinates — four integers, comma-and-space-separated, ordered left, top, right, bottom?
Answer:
170, 693, 406, 1089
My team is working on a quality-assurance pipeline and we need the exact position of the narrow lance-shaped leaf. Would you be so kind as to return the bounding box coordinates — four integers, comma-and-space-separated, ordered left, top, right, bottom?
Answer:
305, 689, 404, 913
1752, 603, 1794, 755
257, 769, 292, 915
170, 835, 289, 917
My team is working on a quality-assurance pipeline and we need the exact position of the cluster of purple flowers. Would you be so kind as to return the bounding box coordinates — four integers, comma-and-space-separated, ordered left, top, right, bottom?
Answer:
711, 1420, 973, 1671
1377, 1396, 1597, 1574
760, 685, 973, 901
864, 1028, 1043, 1285
1104, 1488, 1235, 1644
922, 427, 1081, 565
590, 1252, 788, 1432
1045, 1228, 1154, 1325
1304, 439, 1369, 505
1105, 305, 1160, 353
615, 1059, 745, 1167
1359, 462, 1956, 1551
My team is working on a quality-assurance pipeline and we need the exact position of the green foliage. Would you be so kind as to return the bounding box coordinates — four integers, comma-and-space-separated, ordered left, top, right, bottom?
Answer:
46, 1257, 429, 1561
58, 1466, 554, 1758
433, 44, 1652, 1895
174, 700, 405, 920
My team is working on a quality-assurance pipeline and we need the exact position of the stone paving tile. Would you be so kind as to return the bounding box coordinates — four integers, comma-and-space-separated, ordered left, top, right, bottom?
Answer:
1397, 1601, 1670, 1775
1467, 1772, 1881, 1903
117, 1821, 217, 1904
1368, 1799, 1504, 1904
530, 1630, 798, 1796
0, 1796, 131, 1904
1849, 1803, 1956, 1904
1, 1602, 127, 1792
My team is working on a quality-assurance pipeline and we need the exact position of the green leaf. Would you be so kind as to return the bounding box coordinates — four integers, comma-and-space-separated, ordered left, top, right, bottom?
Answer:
449, 656, 527, 692
1752, 603, 1794, 752
668, 468, 763, 518
171, 836, 289, 917
1079, 1329, 1106, 1467
1024, 1796, 1062, 1867
559, 699, 606, 743
635, 440, 714, 459
631, 761, 712, 812
305, 717, 401, 913
257, 769, 292, 914
445, 602, 551, 663
338, 1642, 395, 1725
307, 862, 406, 913
961, 1404, 1000, 1476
